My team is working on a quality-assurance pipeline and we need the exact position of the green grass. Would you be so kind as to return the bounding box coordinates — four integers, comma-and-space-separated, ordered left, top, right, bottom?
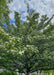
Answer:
31, 74, 36, 75
0, 71, 17, 75
42, 70, 54, 75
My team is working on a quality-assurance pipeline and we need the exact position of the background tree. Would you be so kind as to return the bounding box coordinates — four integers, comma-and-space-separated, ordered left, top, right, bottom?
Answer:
0, 0, 13, 31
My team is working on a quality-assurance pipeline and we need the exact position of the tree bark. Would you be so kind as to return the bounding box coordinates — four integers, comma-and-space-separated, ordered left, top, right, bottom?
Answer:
39, 70, 41, 75
25, 72, 29, 75
11, 71, 14, 75
19, 73, 21, 75
37, 71, 38, 75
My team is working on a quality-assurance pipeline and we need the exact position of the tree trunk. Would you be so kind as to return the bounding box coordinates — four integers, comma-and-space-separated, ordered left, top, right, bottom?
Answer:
39, 71, 41, 75
19, 73, 21, 75
21, 73, 23, 75
25, 72, 29, 75
11, 71, 14, 75
37, 71, 38, 75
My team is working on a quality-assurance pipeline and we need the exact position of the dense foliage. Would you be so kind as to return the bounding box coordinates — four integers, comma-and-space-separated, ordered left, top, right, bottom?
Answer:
0, 2, 54, 75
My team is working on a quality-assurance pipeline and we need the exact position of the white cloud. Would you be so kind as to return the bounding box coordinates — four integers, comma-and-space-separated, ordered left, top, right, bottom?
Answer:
9, 0, 54, 21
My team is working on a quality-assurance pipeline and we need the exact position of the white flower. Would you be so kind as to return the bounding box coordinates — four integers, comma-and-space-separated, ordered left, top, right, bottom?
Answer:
0, 57, 1, 59
11, 50, 14, 52
35, 19, 37, 21
27, 20, 30, 23
6, 34, 9, 35
19, 51, 24, 55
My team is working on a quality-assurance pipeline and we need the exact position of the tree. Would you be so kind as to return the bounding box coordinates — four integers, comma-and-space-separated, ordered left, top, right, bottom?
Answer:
0, 3, 54, 75
0, 0, 13, 18
0, 0, 13, 30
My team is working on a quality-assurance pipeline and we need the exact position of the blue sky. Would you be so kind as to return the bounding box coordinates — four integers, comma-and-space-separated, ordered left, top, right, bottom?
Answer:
9, 0, 54, 23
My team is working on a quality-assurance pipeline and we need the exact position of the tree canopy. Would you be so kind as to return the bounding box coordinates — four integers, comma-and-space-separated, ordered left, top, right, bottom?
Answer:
0, 2, 54, 75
